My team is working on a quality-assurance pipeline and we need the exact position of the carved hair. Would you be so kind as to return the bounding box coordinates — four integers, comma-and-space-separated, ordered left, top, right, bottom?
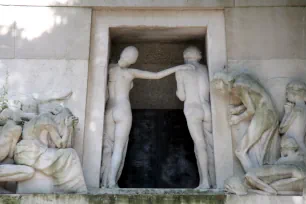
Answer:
183, 46, 202, 61
212, 70, 235, 85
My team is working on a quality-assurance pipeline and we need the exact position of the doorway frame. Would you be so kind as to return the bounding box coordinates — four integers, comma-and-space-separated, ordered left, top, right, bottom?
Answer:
83, 9, 232, 190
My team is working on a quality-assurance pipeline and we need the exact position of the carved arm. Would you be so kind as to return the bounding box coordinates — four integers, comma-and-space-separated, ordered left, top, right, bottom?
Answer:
175, 71, 186, 101
129, 64, 194, 80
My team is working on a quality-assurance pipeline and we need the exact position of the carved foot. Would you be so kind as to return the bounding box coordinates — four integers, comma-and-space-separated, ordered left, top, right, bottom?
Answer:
195, 184, 209, 191
108, 183, 120, 189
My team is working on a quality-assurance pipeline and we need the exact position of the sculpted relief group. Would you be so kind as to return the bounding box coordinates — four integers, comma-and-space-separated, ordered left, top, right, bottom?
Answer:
1, 45, 306, 196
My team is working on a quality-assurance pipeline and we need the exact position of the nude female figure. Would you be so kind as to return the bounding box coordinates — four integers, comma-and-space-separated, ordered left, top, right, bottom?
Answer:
101, 46, 194, 188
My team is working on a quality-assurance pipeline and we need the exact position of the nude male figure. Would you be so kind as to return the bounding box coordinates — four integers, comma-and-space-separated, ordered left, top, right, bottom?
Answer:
101, 46, 194, 188
175, 46, 215, 189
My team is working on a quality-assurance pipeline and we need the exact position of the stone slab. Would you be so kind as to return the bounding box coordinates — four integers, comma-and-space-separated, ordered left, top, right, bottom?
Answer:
0, 6, 15, 58
13, 6, 91, 60
225, 7, 306, 60
225, 194, 303, 204
0, 59, 88, 161
0, 191, 226, 204
235, 0, 306, 7
0, 0, 234, 8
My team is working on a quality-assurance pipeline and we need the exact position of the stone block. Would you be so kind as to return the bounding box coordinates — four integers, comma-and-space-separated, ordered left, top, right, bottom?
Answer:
235, 0, 306, 7
4, 59, 88, 161
0, 0, 234, 8
225, 7, 306, 60
0, 6, 15, 58
225, 194, 303, 204
14, 6, 91, 60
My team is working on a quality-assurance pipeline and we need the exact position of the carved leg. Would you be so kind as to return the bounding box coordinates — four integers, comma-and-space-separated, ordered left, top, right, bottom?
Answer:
245, 171, 277, 195
101, 109, 116, 187
235, 112, 268, 171
0, 164, 34, 182
203, 123, 215, 188
108, 118, 132, 188
187, 119, 210, 189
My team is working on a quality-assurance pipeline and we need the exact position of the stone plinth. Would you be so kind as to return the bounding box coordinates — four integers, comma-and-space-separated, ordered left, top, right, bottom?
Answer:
0, 189, 225, 204
1, 190, 304, 204
225, 194, 303, 204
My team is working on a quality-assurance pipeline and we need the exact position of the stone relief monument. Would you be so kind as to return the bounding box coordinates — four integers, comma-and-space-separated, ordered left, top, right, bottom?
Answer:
101, 46, 195, 188
175, 46, 215, 189
0, 92, 87, 194
218, 77, 306, 196
211, 71, 280, 172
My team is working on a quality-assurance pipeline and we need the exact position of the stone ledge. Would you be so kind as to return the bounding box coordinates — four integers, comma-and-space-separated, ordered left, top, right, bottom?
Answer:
0, 190, 304, 204
0, 191, 225, 204
0, 0, 234, 8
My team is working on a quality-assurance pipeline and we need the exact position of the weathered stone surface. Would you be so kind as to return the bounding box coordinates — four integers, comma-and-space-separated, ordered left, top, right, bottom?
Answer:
0, 59, 88, 161
0, 0, 234, 8
225, 194, 303, 204
228, 59, 306, 114
225, 7, 306, 60
0, 6, 14, 59
13, 6, 91, 59
235, 0, 306, 7
0, 191, 226, 204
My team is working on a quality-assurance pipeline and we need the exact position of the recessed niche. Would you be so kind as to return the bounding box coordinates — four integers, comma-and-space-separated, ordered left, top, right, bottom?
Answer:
110, 27, 206, 110
109, 27, 206, 188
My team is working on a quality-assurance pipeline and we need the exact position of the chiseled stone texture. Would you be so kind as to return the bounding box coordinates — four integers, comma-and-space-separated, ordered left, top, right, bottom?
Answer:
0, 0, 234, 8
0, 192, 225, 204
235, 0, 306, 7
225, 7, 306, 60
0, 59, 88, 161
0, 6, 15, 59
228, 59, 306, 114
225, 194, 303, 204
0, 6, 91, 60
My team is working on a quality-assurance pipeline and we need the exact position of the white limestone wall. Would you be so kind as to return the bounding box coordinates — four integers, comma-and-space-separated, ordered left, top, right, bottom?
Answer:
225, 7, 306, 175
0, 6, 92, 163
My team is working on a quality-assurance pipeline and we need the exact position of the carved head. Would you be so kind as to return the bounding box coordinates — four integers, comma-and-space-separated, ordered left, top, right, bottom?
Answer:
183, 46, 202, 63
286, 81, 306, 103
211, 71, 235, 94
224, 176, 248, 196
118, 46, 139, 68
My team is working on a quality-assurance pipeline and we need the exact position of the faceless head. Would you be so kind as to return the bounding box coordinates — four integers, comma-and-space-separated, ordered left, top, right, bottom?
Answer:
286, 81, 306, 103
183, 46, 202, 63
118, 46, 139, 68
211, 71, 234, 94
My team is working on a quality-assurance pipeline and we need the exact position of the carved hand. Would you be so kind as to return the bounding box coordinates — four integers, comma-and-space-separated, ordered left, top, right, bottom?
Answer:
177, 64, 195, 71
229, 115, 241, 126
284, 102, 294, 113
